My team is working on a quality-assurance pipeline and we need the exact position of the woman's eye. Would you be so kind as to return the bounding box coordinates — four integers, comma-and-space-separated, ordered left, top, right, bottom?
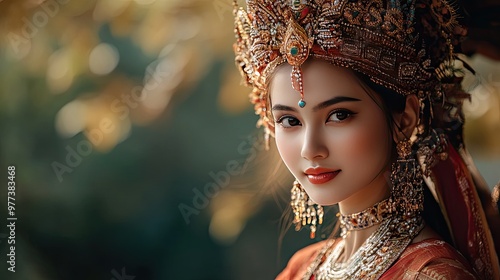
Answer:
276, 116, 301, 128
328, 110, 354, 122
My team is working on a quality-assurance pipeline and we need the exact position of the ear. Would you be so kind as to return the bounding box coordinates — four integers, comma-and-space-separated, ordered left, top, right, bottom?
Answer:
392, 94, 419, 142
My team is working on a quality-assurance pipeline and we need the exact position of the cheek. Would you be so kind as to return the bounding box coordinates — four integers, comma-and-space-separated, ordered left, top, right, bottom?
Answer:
275, 131, 302, 174
334, 115, 390, 171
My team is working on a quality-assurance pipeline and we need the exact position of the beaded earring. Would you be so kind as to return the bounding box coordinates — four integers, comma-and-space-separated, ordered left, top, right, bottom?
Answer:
291, 180, 324, 238
391, 139, 424, 218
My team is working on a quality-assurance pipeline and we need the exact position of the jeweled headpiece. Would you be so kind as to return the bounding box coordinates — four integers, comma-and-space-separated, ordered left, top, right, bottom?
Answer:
233, 0, 466, 136
233, 0, 500, 278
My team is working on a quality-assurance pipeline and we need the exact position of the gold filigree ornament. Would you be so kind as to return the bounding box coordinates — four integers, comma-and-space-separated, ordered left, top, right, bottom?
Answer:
338, 197, 395, 238
281, 14, 314, 108
233, 0, 500, 278
233, 0, 468, 134
291, 180, 324, 239
391, 138, 424, 217
303, 138, 426, 279
305, 216, 424, 279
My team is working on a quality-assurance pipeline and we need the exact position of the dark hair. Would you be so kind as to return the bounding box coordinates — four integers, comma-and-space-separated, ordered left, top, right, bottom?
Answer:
357, 74, 406, 114
276, 66, 452, 250
356, 72, 453, 246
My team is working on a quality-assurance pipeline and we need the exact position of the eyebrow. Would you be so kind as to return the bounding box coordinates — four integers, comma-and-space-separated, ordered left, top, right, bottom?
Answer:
271, 96, 361, 112
312, 96, 361, 112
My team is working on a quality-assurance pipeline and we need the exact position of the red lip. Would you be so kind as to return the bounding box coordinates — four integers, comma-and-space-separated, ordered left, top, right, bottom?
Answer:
304, 168, 341, 184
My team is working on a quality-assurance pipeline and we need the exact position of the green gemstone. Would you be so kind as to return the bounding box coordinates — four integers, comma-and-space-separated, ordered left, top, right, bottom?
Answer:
292, 0, 301, 8
298, 100, 306, 108
290, 46, 299, 56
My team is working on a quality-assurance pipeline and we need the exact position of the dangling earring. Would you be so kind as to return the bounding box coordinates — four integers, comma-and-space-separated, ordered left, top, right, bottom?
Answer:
291, 180, 324, 239
390, 139, 424, 217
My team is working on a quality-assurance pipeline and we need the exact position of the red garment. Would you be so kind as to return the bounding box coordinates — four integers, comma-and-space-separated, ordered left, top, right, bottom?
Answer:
431, 146, 500, 278
282, 144, 500, 280
305, 238, 477, 280
381, 238, 477, 279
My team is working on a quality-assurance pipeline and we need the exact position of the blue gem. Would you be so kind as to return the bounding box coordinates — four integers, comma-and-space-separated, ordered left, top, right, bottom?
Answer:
298, 100, 306, 108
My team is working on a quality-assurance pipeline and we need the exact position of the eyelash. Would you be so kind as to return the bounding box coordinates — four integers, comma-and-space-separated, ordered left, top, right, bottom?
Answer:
328, 109, 356, 122
275, 116, 301, 128
275, 109, 356, 128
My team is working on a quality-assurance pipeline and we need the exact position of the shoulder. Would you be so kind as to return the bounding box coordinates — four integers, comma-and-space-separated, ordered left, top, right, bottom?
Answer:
276, 240, 332, 280
382, 239, 478, 280
416, 259, 477, 280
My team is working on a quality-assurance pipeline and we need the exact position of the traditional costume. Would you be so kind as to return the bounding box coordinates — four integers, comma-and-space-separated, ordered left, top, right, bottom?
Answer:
232, 0, 500, 278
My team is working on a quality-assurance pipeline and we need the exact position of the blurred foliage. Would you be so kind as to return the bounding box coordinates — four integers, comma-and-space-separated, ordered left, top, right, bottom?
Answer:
0, 1, 315, 279
0, 0, 498, 280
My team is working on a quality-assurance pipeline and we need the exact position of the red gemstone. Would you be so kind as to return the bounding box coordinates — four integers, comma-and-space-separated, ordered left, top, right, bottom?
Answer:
300, 7, 310, 19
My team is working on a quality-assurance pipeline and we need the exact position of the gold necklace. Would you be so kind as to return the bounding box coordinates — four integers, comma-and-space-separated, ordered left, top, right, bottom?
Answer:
303, 214, 424, 280
338, 197, 395, 238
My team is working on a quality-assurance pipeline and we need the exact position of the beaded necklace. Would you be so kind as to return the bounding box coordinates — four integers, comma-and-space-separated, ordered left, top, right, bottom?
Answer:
303, 201, 424, 279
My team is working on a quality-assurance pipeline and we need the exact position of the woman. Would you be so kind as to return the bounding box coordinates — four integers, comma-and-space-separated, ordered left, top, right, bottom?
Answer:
233, 0, 500, 279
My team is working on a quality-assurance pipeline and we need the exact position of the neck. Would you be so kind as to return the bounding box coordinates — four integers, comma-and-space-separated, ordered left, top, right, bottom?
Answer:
341, 224, 379, 262
338, 174, 390, 215
337, 175, 391, 261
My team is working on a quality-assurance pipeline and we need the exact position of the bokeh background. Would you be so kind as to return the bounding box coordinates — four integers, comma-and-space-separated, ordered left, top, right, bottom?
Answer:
0, 0, 499, 279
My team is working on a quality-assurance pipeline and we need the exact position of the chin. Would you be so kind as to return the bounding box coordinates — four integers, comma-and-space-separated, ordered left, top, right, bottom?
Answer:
301, 181, 346, 206
307, 192, 342, 206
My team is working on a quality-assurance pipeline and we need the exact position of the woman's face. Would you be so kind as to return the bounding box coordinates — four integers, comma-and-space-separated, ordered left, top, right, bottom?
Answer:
270, 60, 393, 211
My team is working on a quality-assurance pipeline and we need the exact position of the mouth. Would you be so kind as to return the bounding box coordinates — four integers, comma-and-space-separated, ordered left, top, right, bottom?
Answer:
304, 168, 341, 184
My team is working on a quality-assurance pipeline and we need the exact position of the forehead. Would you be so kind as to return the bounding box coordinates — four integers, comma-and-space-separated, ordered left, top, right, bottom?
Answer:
269, 60, 368, 104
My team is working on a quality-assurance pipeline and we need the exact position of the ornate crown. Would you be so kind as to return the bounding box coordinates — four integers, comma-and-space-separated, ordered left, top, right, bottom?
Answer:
233, 0, 467, 135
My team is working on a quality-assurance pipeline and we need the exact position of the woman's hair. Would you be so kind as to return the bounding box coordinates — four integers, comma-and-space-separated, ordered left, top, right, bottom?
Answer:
275, 65, 453, 250
355, 72, 453, 245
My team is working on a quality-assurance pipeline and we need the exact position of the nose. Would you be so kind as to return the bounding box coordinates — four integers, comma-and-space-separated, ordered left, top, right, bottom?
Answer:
300, 126, 329, 161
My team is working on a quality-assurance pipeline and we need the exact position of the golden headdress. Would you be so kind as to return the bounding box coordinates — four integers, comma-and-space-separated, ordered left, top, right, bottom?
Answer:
233, 0, 467, 138
233, 0, 500, 278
